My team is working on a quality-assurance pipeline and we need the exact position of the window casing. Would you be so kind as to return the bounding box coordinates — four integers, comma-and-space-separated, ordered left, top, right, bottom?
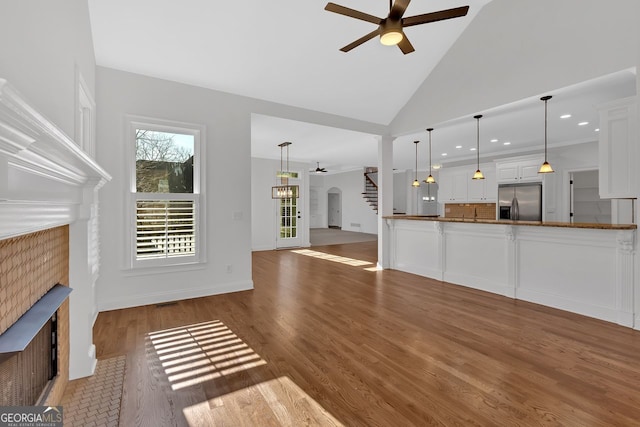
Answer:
125, 116, 206, 269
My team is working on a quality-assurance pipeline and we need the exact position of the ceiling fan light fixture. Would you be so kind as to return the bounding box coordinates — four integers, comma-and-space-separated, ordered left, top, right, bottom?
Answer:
380, 18, 403, 45
380, 29, 403, 45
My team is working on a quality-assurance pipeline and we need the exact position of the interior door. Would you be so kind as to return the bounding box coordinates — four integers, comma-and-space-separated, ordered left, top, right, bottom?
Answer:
328, 193, 341, 229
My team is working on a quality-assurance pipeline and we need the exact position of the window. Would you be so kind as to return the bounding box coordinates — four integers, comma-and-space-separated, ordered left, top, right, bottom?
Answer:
126, 117, 205, 268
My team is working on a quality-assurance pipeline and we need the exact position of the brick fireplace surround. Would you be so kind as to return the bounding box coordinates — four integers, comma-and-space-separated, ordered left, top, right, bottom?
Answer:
0, 226, 70, 405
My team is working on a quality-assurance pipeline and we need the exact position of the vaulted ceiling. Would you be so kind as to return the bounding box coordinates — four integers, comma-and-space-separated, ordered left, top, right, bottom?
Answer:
88, 1, 637, 172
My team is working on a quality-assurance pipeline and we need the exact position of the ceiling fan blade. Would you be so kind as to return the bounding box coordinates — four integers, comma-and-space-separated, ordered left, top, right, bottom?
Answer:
340, 29, 380, 52
389, 0, 411, 20
402, 6, 469, 27
325, 3, 382, 25
397, 35, 415, 54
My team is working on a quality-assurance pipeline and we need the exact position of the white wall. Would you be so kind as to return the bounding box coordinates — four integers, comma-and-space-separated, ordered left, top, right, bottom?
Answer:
393, 171, 408, 214
543, 141, 599, 221
96, 67, 253, 309
0, 0, 96, 138
309, 174, 326, 228
251, 157, 309, 251
311, 170, 379, 234
391, 0, 640, 135
96, 67, 382, 310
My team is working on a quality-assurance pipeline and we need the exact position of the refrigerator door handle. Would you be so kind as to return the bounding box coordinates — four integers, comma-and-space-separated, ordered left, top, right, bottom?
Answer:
511, 197, 519, 220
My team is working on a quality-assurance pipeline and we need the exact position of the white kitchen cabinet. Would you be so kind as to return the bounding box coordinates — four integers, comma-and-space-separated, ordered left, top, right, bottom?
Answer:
469, 168, 497, 202
598, 96, 638, 199
439, 169, 468, 202
496, 158, 543, 183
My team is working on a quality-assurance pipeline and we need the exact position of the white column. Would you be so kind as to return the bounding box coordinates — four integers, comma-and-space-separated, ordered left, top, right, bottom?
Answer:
377, 135, 394, 269
69, 179, 104, 379
616, 230, 635, 328
504, 225, 516, 298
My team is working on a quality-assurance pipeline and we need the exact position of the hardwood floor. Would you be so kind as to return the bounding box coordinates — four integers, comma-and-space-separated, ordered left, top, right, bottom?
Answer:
94, 241, 640, 426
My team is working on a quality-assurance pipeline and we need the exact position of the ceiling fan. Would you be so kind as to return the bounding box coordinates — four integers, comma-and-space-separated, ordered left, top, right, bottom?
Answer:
312, 162, 328, 173
325, 0, 469, 54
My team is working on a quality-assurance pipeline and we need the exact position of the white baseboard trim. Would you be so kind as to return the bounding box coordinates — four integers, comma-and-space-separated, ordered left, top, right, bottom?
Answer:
252, 245, 275, 252
98, 280, 254, 312
634, 315, 640, 331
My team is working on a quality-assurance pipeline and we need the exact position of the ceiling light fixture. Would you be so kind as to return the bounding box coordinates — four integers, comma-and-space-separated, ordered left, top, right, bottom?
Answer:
491, 139, 498, 143
538, 95, 554, 174
472, 115, 484, 180
380, 20, 403, 46
412, 140, 420, 187
503, 142, 511, 145
272, 142, 300, 198
424, 128, 436, 184
560, 114, 572, 119
578, 121, 589, 126
455, 145, 462, 149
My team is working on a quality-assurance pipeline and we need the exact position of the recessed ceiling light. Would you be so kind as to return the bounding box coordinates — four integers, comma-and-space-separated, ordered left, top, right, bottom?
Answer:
490, 139, 498, 143
595, 128, 600, 132
441, 153, 447, 156
432, 164, 442, 170
455, 145, 462, 149
503, 142, 511, 145
578, 121, 589, 126
560, 114, 572, 119
470, 147, 476, 151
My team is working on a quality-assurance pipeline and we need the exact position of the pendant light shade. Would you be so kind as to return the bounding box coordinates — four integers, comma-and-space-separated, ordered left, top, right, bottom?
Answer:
412, 140, 420, 187
423, 128, 436, 184
538, 95, 554, 174
472, 115, 484, 180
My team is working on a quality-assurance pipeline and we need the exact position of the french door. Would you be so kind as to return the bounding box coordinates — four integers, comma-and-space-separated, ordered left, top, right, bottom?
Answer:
276, 196, 302, 248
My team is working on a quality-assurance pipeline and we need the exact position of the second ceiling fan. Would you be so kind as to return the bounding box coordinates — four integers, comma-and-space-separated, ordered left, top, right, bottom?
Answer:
325, 0, 469, 54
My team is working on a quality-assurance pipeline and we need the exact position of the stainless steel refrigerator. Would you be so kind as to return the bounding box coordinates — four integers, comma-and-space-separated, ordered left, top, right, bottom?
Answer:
498, 183, 542, 221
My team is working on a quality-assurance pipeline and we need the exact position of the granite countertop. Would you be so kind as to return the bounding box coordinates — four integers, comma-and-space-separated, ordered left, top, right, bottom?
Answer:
385, 215, 637, 230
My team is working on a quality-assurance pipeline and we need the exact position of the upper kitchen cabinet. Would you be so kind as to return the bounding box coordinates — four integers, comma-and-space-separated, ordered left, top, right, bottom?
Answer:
439, 168, 468, 202
598, 96, 638, 199
468, 167, 496, 202
496, 157, 543, 183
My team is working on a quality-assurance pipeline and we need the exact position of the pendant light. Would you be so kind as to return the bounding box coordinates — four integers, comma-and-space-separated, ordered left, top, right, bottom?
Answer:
412, 140, 420, 187
271, 142, 299, 198
423, 128, 436, 184
472, 115, 484, 180
538, 95, 554, 173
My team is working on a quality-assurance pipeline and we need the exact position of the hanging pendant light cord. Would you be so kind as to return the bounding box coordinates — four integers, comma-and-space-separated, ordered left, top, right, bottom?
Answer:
544, 98, 548, 163
415, 141, 418, 181
476, 116, 480, 169
428, 130, 432, 174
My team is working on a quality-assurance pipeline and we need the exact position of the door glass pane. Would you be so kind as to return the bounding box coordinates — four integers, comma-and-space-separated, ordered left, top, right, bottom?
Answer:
279, 197, 297, 238
136, 129, 194, 193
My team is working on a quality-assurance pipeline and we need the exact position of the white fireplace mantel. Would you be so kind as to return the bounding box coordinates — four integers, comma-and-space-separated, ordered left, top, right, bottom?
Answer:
0, 79, 112, 380
0, 79, 111, 239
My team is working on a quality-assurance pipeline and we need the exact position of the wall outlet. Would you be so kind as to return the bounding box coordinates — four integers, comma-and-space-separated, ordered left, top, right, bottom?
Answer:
226, 264, 233, 273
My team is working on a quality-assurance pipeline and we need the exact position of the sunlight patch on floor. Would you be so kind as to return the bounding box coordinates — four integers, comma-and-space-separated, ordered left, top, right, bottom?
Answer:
183, 375, 344, 427
291, 249, 374, 268
147, 320, 267, 391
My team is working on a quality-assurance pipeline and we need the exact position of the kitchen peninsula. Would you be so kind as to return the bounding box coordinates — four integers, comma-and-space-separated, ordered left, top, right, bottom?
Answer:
385, 215, 637, 329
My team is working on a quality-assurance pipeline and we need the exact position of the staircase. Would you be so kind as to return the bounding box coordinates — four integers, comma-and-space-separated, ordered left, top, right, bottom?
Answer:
362, 168, 378, 213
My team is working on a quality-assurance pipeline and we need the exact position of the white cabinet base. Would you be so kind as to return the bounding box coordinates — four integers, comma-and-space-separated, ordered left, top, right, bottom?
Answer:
389, 220, 636, 329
